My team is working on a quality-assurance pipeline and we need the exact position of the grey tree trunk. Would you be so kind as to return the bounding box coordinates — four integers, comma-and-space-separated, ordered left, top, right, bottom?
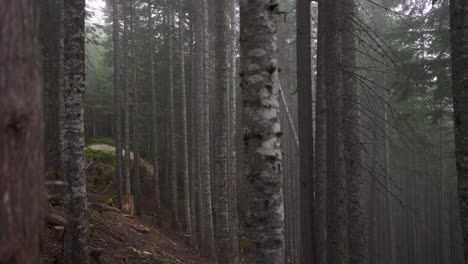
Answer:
62, 0, 89, 262
0, 2, 43, 262
179, 1, 192, 238
147, 0, 161, 228
450, 0, 468, 262
123, 0, 131, 196
130, 0, 141, 216
323, 0, 346, 263
239, 0, 285, 262
112, 0, 123, 207
296, 0, 315, 261
342, 0, 368, 263
314, 1, 327, 263
200, 0, 215, 257
228, 0, 240, 258
168, 0, 179, 229
214, 0, 232, 262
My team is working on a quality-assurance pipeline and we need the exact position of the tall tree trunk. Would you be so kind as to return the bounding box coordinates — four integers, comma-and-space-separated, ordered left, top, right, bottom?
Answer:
0, 2, 43, 263
342, 0, 368, 263
179, 1, 192, 239
123, 0, 132, 197
148, 0, 161, 228
450, 0, 468, 262
239, 0, 285, 262
200, 0, 215, 257
214, 0, 232, 262
130, 0, 141, 216
62, 0, 89, 262
314, 1, 327, 262
168, 0, 179, 229
323, 0, 346, 263
113, 0, 123, 207
228, 0, 240, 258
296, 0, 315, 262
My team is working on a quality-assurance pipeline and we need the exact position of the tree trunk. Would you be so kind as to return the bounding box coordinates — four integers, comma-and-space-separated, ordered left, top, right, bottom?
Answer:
200, 0, 215, 257
179, 0, 192, 239
239, 0, 285, 262
168, 0, 179, 229
296, 0, 315, 261
213, 0, 232, 262
342, 0, 368, 263
123, 0, 131, 197
130, 0, 141, 216
323, 0, 346, 263
112, 0, 123, 207
228, 0, 240, 258
450, 0, 468, 262
62, 0, 89, 262
0, 2, 44, 263
314, 1, 327, 262
147, 0, 161, 228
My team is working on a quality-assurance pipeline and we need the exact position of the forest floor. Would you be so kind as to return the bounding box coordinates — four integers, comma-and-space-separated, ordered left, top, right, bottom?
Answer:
44, 139, 211, 264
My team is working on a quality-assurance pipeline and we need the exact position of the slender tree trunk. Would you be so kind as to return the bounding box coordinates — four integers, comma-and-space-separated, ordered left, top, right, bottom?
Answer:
0, 2, 44, 263
62, 0, 89, 262
296, 1, 315, 261
314, 1, 327, 262
450, 0, 468, 262
123, 0, 131, 196
239, 0, 285, 262
179, 1, 192, 239
130, 0, 141, 216
342, 0, 368, 263
147, 0, 161, 227
228, 0, 240, 258
112, 0, 123, 206
168, 0, 179, 229
213, 0, 232, 262
200, 0, 215, 257
323, 0, 346, 263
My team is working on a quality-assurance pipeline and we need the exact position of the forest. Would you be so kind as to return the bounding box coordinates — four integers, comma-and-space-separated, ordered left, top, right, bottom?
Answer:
2, 0, 468, 263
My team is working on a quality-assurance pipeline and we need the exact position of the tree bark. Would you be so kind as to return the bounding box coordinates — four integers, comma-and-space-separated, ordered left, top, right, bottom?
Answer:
179, 0, 192, 238
314, 1, 327, 262
0, 2, 44, 263
62, 0, 89, 262
450, 0, 468, 262
113, 0, 123, 207
342, 0, 368, 263
239, 0, 285, 262
168, 0, 179, 229
213, 0, 232, 262
323, 0, 346, 263
296, 1, 315, 261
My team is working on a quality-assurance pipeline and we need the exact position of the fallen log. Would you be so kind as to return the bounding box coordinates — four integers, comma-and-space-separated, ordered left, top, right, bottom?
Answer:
46, 214, 66, 226
89, 202, 120, 213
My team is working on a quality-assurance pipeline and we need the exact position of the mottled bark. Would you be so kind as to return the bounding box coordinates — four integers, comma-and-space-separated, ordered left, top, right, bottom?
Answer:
112, 0, 123, 207
314, 1, 327, 262
130, 0, 141, 216
213, 0, 232, 262
62, 0, 89, 263
342, 0, 368, 263
147, 0, 161, 228
168, 0, 179, 229
123, 0, 131, 196
0, 2, 44, 263
228, 0, 240, 258
239, 0, 285, 263
179, 2, 192, 238
450, 0, 468, 262
200, 0, 215, 257
323, 0, 346, 263
296, 1, 315, 261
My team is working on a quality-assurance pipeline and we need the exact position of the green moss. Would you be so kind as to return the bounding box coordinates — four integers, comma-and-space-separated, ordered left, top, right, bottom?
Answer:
86, 137, 115, 147
85, 149, 116, 165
